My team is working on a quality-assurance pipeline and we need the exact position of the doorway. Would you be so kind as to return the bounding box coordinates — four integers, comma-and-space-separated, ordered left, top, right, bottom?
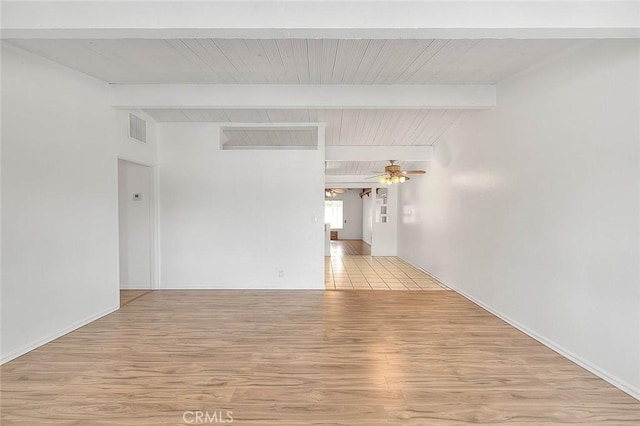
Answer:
324, 186, 447, 291
117, 159, 155, 299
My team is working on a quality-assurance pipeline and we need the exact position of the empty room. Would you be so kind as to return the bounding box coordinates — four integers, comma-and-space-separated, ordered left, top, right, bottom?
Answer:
1, 1, 640, 424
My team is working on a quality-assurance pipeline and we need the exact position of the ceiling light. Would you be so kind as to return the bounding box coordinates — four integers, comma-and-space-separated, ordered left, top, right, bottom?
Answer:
369, 161, 425, 186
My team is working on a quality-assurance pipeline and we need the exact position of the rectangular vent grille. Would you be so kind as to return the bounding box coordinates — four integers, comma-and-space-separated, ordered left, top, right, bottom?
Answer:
129, 113, 147, 143
220, 126, 318, 150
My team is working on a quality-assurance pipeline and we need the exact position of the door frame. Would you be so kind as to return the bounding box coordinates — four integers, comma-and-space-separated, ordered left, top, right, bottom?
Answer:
117, 156, 160, 290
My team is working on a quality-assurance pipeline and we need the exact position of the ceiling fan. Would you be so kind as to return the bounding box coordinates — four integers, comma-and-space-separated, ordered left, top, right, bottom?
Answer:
368, 160, 426, 184
325, 188, 346, 198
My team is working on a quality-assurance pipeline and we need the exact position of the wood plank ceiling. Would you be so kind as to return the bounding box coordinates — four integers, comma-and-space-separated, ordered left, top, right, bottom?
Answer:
7, 38, 582, 175
8, 39, 581, 84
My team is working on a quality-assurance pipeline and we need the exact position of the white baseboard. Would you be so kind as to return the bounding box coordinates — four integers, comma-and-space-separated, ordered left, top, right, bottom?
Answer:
397, 255, 640, 401
0, 305, 119, 365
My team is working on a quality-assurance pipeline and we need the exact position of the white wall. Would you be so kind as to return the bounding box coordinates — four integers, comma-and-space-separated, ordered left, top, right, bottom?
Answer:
117, 109, 159, 167
158, 123, 325, 289
1, 43, 120, 362
118, 159, 152, 289
328, 189, 362, 240
398, 40, 640, 398
371, 186, 398, 256
362, 191, 373, 245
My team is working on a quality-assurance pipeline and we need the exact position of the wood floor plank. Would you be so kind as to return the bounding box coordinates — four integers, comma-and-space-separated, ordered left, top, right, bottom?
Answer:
1, 290, 639, 424
120, 290, 152, 307
330, 239, 371, 256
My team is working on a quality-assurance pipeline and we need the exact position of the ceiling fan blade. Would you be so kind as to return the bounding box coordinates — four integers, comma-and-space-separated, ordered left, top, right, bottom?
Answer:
365, 174, 385, 179
403, 170, 426, 174
333, 189, 347, 194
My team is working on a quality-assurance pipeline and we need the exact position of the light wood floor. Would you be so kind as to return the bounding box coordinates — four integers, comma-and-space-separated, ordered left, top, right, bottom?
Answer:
120, 289, 152, 307
330, 239, 371, 256
2, 290, 638, 424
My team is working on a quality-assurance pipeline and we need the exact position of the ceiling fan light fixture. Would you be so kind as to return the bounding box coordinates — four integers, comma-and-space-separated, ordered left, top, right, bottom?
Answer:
367, 161, 425, 185
326, 188, 347, 197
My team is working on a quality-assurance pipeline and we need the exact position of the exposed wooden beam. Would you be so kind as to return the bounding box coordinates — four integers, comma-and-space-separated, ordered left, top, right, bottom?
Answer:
2, 1, 638, 39
109, 84, 495, 109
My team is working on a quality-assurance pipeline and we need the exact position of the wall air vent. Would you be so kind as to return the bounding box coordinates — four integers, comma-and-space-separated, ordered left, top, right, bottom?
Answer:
220, 125, 318, 150
129, 113, 147, 143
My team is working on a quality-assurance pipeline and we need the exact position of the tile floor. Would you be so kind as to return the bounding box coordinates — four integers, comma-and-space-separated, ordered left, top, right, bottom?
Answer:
325, 241, 449, 290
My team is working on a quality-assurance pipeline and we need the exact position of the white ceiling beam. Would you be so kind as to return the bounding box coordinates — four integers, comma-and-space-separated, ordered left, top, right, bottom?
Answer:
220, 122, 321, 129
326, 146, 433, 162
325, 182, 387, 190
109, 84, 495, 109
326, 175, 380, 184
2, 1, 638, 40
325, 175, 404, 187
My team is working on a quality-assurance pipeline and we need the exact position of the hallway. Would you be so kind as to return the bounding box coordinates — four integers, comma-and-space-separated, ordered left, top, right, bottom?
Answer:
330, 239, 371, 256
326, 240, 448, 291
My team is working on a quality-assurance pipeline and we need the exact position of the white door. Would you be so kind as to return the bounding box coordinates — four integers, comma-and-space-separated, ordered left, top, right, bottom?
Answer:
118, 159, 153, 289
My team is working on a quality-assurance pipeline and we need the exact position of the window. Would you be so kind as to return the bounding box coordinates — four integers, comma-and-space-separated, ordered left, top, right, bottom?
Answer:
324, 200, 344, 229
